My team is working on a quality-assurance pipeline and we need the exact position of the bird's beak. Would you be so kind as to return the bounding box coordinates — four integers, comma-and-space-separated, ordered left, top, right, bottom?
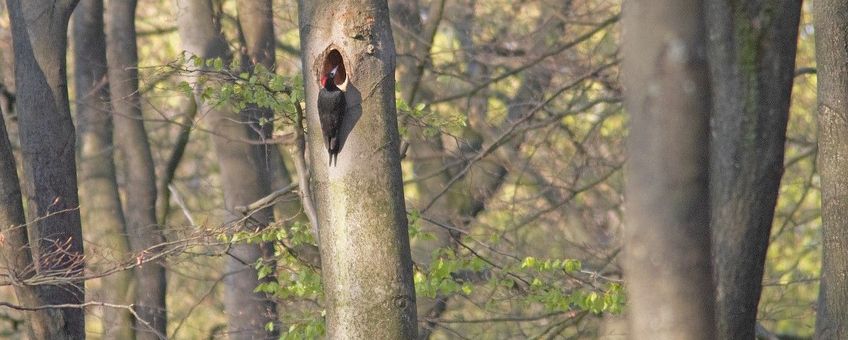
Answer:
330, 65, 340, 78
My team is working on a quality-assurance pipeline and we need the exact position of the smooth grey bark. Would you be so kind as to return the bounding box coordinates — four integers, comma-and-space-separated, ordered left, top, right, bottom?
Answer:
704, 2, 801, 339
814, 1, 848, 338
106, 0, 168, 337
177, 0, 277, 337
621, 0, 715, 339
72, 0, 134, 337
4, 0, 85, 338
298, 0, 418, 338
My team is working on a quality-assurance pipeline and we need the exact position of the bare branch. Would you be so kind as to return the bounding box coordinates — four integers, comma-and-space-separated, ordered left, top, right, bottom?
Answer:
168, 184, 197, 226
234, 182, 299, 214
0, 301, 166, 340
292, 102, 321, 242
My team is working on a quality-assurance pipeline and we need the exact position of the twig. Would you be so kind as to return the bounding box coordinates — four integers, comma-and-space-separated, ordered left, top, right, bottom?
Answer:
422, 61, 617, 212
0, 301, 166, 340
169, 275, 225, 339
158, 96, 198, 225
234, 182, 299, 214
292, 102, 321, 243
425, 310, 574, 324
794, 67, 816, 78
168, 184, 196, 226
405, 0, 447, 105
429, 14, 619, 104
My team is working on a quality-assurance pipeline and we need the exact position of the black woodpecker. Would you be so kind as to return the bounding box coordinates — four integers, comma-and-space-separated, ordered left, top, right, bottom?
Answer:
317, 65, 346, 166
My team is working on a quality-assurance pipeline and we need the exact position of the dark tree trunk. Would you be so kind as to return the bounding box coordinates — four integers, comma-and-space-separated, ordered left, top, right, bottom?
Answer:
0, 84, 74, 340
621, 0, 716, 338
177, 0, 278, 337
298, 0, 418, 337
814, 1, 848, 338
73, 0, 135, 337
4, 0, 85, 338
705, 2, 802, 339
106, 0, 168, 337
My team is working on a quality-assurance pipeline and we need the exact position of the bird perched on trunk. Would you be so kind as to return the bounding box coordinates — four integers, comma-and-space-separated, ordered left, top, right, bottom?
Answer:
318, 65, 346, 166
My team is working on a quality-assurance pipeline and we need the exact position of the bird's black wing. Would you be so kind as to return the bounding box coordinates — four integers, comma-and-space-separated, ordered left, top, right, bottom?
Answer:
317, 88, 345, 153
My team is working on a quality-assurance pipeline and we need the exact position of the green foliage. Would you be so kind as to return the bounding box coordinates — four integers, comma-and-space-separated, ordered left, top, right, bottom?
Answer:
521, 256, 582, 273
407, 209, 436, 241
171, 54, 302, 124
220, 222, 325, 339
219, 217, 623, 340
414, 248, 486, 298
278, 316, 325, 340
412, 247, 624, 317
396, 94, 466, 138
517, 256, 624, 315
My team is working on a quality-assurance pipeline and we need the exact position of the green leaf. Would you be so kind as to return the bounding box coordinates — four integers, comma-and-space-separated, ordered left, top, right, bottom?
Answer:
178, 81, 193, 95
257, 264, 272, 280
270, 75, 287, 92
564, 259, 582, 273
521, 257, 537, 269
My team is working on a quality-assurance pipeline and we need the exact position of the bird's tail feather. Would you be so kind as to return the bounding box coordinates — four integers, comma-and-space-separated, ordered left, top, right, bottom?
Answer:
328, 137, 339, 167
329, 137, 338, 153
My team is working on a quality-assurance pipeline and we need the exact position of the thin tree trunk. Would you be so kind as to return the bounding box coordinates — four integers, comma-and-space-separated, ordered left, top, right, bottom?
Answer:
235, 0, 302, 225
391, 0, 444, 106
705, 2, 801, 338
177, 0, 278, 337
157, 96, 198, 225
393, 0, 453, 271
814, 1, 848, 337
4, 0, 85, 338
106, 0, 168, 337
620, 0, 715, 339
73, 0, 134, 337
298, 0, 418, 338
237, 0, 274, 68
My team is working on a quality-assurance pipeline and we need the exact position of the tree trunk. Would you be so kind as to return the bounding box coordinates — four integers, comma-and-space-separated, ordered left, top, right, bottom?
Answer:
620, 0, 715, 339
813, 1, 848, 338
177, 0, 278, 337
73, 0, 135, 337
106, 0, 168, 337
0, 86, 74, 340
4, 0, 85, 338
298, 0, 418, 338
705, 2, 801, 339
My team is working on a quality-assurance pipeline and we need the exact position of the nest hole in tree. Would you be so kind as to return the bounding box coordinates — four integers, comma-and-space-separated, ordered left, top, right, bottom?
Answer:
321, 49, 347, 87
